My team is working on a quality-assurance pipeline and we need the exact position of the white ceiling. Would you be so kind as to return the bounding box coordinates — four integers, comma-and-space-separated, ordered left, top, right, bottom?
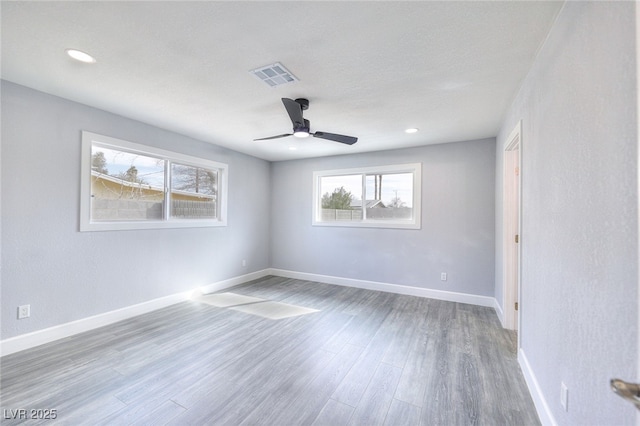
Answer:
1, 1, 563, 162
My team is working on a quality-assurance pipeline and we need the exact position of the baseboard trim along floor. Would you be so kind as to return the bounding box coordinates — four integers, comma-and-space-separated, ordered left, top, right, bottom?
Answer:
1, 276, 539, 425
0, 291, 190, 358
519, 348, 557, 426
270, 268, 497, 308
0, 269, 271, 357
1, 268, 499, 357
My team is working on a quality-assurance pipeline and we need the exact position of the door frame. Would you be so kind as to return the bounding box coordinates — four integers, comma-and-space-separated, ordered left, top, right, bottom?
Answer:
503, 120, 522, 332
636, 3, 640, 425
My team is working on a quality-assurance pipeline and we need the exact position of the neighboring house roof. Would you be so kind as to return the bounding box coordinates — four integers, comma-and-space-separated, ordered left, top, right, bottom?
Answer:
92, 170, 162, 191
91, 170, 214, 199
350, 199, 386, 208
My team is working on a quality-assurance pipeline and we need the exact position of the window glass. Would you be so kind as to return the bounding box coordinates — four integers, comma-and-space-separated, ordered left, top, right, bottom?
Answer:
364, 172, 413, 220
170, 163, 217, 219
81, 131, 228, 231
91, 146, 165, 221
313, 164, 421, 229
319, 174, 362, 222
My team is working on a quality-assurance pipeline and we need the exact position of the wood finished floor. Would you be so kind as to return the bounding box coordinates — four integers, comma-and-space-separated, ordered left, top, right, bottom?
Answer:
1, 276, 540, 425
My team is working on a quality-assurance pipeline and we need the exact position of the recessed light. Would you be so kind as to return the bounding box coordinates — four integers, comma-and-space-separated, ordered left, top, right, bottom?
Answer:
65, 49, 96, 64
405, 128, 419, 134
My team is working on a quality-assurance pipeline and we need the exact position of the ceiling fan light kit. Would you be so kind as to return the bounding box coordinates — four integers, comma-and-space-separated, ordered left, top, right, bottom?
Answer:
255, 98, 358, 145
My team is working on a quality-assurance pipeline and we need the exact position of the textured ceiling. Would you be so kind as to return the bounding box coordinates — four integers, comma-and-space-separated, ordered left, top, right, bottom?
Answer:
1, 1, 563, 161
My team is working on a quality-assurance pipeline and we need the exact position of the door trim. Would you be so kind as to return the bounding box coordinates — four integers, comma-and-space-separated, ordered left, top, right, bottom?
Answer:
503, 120, 522, 332
636, 2, 640, 424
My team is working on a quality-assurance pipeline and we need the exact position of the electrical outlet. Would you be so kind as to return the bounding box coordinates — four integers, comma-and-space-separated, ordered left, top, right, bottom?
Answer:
242, 259, 247, 267
440, 272, 447, 281
18, 304, 30, 319
560, 382, 568, 411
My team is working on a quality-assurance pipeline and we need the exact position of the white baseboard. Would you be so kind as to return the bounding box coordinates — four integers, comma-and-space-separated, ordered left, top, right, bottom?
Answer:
519, 348, 557, 426
200, 269, 272, 294
268, 268, 497, 308
0, 292, 189, 357
494, 298, 505, 327
0, 269, 271, 357
1, 268, 497, 357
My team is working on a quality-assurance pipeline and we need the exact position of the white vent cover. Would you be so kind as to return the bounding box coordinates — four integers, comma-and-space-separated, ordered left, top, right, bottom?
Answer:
250, 62, 298, 87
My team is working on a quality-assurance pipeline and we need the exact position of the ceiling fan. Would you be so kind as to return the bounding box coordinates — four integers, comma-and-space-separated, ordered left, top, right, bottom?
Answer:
254, 98, 358, 145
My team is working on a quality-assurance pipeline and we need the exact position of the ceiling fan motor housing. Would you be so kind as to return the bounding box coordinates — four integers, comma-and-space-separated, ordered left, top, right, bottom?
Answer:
294, 119, 311, 136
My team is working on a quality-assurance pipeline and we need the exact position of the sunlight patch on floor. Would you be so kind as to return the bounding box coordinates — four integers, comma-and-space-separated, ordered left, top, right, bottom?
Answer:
197, 292, 265, 307
230, 300, 320, 320
197, 292, 320, 319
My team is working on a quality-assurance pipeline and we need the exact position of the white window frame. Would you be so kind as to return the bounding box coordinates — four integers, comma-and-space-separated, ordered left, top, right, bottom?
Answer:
80, 131, 228, 231
312, 163, 422, 229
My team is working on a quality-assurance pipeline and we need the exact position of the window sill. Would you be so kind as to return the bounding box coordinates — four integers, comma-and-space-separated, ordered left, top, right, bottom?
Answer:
80, 219, 227, 232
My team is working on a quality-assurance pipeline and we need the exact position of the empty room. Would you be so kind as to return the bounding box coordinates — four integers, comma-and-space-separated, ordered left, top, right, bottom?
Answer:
1, 1, 638, 425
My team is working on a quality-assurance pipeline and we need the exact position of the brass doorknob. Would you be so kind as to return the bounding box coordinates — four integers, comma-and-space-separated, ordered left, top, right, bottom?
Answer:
611, 378, 640, 410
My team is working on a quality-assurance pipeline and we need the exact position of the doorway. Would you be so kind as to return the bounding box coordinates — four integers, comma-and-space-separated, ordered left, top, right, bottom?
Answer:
503, 121, 522, 332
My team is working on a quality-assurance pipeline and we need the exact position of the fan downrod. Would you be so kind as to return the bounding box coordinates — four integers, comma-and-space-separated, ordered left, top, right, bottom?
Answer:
294, 98, 309, 111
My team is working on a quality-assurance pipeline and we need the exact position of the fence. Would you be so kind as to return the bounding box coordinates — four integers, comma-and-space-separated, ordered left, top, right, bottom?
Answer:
91, 198, 216, 220
171, 199, 216, 218
321, 207, 412, 221
321, 209, 363, 221
91, 198, 163, 220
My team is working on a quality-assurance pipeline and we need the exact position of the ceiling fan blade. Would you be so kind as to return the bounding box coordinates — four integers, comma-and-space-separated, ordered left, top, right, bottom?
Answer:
313, 131, 358, 145
281, 98, 304, 127
253, 133, 292, 141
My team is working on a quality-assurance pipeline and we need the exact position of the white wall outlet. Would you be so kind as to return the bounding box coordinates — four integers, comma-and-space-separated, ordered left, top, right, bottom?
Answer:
18, 304, 30, 319
242, 259, 247, 267
560, 382, 569, 411
440, 272, 447, 281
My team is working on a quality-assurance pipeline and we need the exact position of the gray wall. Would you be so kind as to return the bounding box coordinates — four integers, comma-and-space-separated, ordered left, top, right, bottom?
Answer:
270, 139, 496, 296
1, 81, 271, 340
495, 2, 638, 424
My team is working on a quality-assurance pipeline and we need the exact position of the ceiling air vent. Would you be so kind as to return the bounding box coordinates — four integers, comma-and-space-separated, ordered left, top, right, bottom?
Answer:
250, 62, 298, 87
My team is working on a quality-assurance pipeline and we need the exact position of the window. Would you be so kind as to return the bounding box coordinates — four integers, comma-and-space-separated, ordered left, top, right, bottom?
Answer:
313, 163, 421, 229
80, 131, 227, 231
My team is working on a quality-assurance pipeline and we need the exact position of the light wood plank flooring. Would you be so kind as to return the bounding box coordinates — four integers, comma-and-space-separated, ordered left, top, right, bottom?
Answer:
1, 276, 539, 425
